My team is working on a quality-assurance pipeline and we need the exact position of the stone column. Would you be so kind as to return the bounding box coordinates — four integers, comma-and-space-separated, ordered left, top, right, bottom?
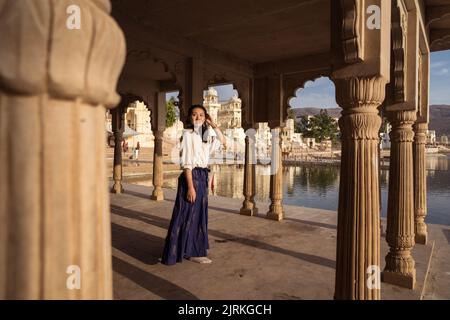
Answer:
240, 132, 258, 216
333, 76, 386, 300
0, 1, 125, 299
382, 110, 417, 289
413, 122, 428, 244
111, 106, 124, 193
151, 130, 164, 201
266, 128, 284, 221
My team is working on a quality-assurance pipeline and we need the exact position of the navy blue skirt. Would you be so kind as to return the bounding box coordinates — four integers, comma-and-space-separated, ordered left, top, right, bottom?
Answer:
161, 167, 210, 265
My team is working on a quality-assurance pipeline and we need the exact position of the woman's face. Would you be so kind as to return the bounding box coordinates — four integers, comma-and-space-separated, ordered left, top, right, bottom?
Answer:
190, 107, 205, 127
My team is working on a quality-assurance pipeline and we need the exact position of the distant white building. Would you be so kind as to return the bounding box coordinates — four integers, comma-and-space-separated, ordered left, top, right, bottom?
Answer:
303, 137, 316, 149
125, 101, 154, 148
105, 101, 154, 148
255, 122, 272, 159
380, 132, 391, 150
164, 119, 184, 142
427, 130, 436, 145
203, 87, 246, 159
440, 135, 449, 145
281, 119, 303, 153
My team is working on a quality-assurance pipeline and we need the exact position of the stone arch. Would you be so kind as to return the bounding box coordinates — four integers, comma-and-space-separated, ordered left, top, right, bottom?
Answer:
430, 33, 450, 52
426, 8, 450, 29
202, 84, 247, 160
286, 76, 340, 152
203, 73, 252, 130
118, 92, 148, 112
125, 49, 178, 85
284, 72, 333, 122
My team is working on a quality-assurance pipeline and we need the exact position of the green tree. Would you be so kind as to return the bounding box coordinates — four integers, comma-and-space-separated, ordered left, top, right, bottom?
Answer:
166, 97, 177, 128
307, 109, 339, 143
296, 115, 311, 135
287, 108, 296, 120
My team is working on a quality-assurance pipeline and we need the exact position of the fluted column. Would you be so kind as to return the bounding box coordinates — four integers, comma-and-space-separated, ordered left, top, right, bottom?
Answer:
111, 107, 124, 194
240, 132, 258, 216
382, 110, 417, 289
151, 130, 164, 201
413, 122, 428, 244
0, 1, 125, 299
266, 128, 284, 221
333, 76, 387, 300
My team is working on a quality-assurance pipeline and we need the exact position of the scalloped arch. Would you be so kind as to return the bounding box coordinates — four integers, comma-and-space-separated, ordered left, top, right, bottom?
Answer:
286, 74, 331, 109
126, 49, 178, 84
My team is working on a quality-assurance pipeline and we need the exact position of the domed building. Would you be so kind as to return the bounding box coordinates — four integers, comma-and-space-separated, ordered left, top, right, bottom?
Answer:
203, 88, 246, 160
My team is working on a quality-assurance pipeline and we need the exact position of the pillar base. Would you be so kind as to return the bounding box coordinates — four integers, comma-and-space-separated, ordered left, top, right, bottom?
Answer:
266, 208, 283, 221
150, 190, 164, 201
382, 270, 416, 289
415, 233, 428, 245
111, 183, 123, 194
240, 207, 258, 216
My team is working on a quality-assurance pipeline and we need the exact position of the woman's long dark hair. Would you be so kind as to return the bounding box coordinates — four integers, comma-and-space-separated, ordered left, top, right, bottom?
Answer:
185, 104, 209, 143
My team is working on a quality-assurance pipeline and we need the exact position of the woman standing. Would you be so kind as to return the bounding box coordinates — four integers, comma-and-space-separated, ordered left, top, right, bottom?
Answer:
161, 105, 226, 265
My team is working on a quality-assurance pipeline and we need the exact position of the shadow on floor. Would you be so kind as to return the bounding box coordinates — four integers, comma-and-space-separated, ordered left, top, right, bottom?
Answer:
111, 204, 336, 269
284, 217, 336, 230
123, 188, 240, 215
123, 189, 175, 202
113, 256, 199, 300
443, 228, 450, 245
111, 223, 164, 265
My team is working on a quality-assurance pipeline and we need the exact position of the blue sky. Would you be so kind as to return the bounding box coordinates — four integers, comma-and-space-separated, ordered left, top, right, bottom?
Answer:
167, 50, 450, 107
429, 50, 450, 105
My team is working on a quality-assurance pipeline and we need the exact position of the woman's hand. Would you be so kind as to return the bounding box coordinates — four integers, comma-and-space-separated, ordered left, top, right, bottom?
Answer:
205, 114, 216, 128
187, 186, 196, 203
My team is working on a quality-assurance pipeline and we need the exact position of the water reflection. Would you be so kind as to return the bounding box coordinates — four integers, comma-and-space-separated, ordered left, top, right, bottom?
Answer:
135, 154, 450, 226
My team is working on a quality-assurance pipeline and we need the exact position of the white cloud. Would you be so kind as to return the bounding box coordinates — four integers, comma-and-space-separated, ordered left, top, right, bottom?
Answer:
435, 68, 449, 76
431, 61, 448, 69
289, 92, 338, 108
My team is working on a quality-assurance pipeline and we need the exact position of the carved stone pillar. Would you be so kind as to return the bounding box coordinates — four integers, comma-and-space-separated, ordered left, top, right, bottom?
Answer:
413, 122, 428, 245
240, 133, 258, 216
151, 130, 164, 201
333, 76, 387, 300
266, 128, 284, 221
382, 110, 417, 289
0, 1, 125, 299
111, 107, 124, 194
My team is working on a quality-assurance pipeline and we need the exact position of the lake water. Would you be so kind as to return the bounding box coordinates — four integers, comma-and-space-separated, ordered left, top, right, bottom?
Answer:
135, 154, 450, 226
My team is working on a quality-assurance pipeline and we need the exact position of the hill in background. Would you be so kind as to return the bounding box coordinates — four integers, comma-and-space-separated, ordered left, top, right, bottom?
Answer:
292, 105, 450, 137
429, 105, 450, 136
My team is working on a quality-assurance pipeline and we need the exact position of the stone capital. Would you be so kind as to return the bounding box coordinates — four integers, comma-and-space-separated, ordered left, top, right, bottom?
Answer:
334, 76, 387, 141
334, 76, 388, 111
413, 122, 428, 145
0, 0, 125, 107
387, 110, 416, 143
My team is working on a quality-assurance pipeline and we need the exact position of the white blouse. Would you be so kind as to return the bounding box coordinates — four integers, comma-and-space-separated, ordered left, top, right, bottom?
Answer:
180, 127, 223, 170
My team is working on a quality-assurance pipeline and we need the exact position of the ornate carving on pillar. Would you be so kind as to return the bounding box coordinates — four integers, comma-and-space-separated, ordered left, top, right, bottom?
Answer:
266, 128, 284, 221
413, 122, 428, 244
240, 132, 258, 216
390, 0, 408, 103
382, 110, 417, 289
341, 0, 364, 63
151, 130, 164, 201
333, 76, 387, 300
0, 0, 125, 299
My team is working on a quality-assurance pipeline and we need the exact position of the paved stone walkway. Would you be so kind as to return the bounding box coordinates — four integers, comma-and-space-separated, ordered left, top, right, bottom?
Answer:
110, 183, 449, 300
